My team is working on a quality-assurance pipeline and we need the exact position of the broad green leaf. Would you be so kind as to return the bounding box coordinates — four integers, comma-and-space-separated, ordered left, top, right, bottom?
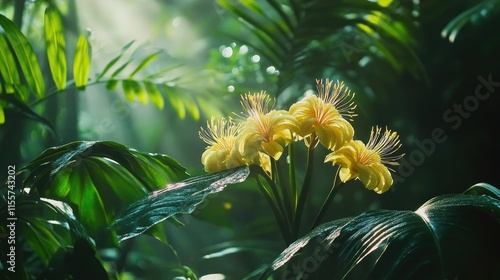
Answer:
441, 1, 495, 43
113, 166, 250, 242
128, 51, 161, 79
44, 7, 67, 91
122, 79, 148, 104
143, 81, 164, 109
248, 183, 500, 279
20, 141, 188, 237
0, 14, 45, 98
0, 195, 91, 266
96, 40, 135, 81
73, 33, 91, 89
0, 34, 21, 92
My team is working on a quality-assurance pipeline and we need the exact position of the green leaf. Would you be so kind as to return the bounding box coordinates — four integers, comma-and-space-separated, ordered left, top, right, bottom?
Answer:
128, 51, 161, 79
248, 183, 500, 279
106, 79, 118, 91
113, 166, 250, 242
73, 33, 91, 89
0, 94, 57, 135
183, 93, 200, 120
441, 0, 498, 43
164, 85, 186, 119
20, 141, 188, 237
96, 40, 135, 81
0, 104, 4, 123
44, 7, 67, 91
143, 81, 164, 109
38, 238, 109, 280
0, 194, 91, 266
122, 79, 148, 104
0, 34, 21, 93
0, 13, 45, 98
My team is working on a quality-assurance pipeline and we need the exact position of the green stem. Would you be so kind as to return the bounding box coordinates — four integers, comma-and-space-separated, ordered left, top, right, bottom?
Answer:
311, 166, 342, 230
274, 156, 294, 229
293, 135, 317, 238
254, 175, 293, 245
268, 159, 288, 222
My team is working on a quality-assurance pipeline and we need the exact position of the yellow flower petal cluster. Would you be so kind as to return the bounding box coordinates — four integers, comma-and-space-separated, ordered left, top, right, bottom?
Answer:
199, 91, 297, 174
289, 79, 356, 150
237, 91, 299, 161
325, 126, 404, 194
199, 117, 245, 173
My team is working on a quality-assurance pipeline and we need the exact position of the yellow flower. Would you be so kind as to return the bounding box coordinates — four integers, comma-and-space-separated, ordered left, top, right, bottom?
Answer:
289, 79, 356, 150
236, 91, 298, 161
199, 117, 246, 173
324, 126, 404, 194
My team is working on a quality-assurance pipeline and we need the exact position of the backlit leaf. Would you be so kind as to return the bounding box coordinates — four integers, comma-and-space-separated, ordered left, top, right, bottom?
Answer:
0, 14, 45, 98
73, 33, 91, 89
113, 166, 250, 242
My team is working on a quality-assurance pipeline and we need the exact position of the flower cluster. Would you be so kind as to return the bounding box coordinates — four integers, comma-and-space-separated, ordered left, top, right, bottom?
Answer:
199, 79, 404, 193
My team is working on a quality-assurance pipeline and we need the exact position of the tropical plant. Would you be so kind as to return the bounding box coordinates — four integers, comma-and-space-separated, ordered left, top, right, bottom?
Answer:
1, 0, 499, 279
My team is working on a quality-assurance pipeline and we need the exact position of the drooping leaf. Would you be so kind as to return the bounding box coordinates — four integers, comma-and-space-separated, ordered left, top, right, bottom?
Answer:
0, 34, 21, 93
143, 80, 164, 109
122, 79, 148, 104
44, 7, 67, 91
0, 94, 57, 135
20, 141, 188, 237
0, 103, 4, 123
0, 13, 45, 98
247, 183, 500, 280
164, 85, 186, 119
217, 0, 428, 100
441, 0, 499, 43
73, 33, 91, 89
113, 166, 251, 242
0, 193, 92, 266
38, 238, 109, 280
96, 40, 135, 81
128, 51, 161, 79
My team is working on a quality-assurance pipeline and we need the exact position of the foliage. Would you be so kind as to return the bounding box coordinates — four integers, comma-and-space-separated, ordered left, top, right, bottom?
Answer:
247, 183, 500, 279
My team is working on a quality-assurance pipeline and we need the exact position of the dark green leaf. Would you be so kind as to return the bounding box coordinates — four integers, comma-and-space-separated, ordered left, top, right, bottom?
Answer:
20, 141, 188, 237
73, 33, 91, 89
0, 13, 45, 98
122, 79, 148, 104
0, 194, 91, 266
44, 7, 67, 91
441, 0, 498, 43
113, 166, 250, 242
0, 94, 57, 135
248, 183, 500, 279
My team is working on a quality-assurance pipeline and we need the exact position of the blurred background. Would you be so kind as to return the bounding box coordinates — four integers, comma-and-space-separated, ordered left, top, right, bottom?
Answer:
1, 0, 499, 278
